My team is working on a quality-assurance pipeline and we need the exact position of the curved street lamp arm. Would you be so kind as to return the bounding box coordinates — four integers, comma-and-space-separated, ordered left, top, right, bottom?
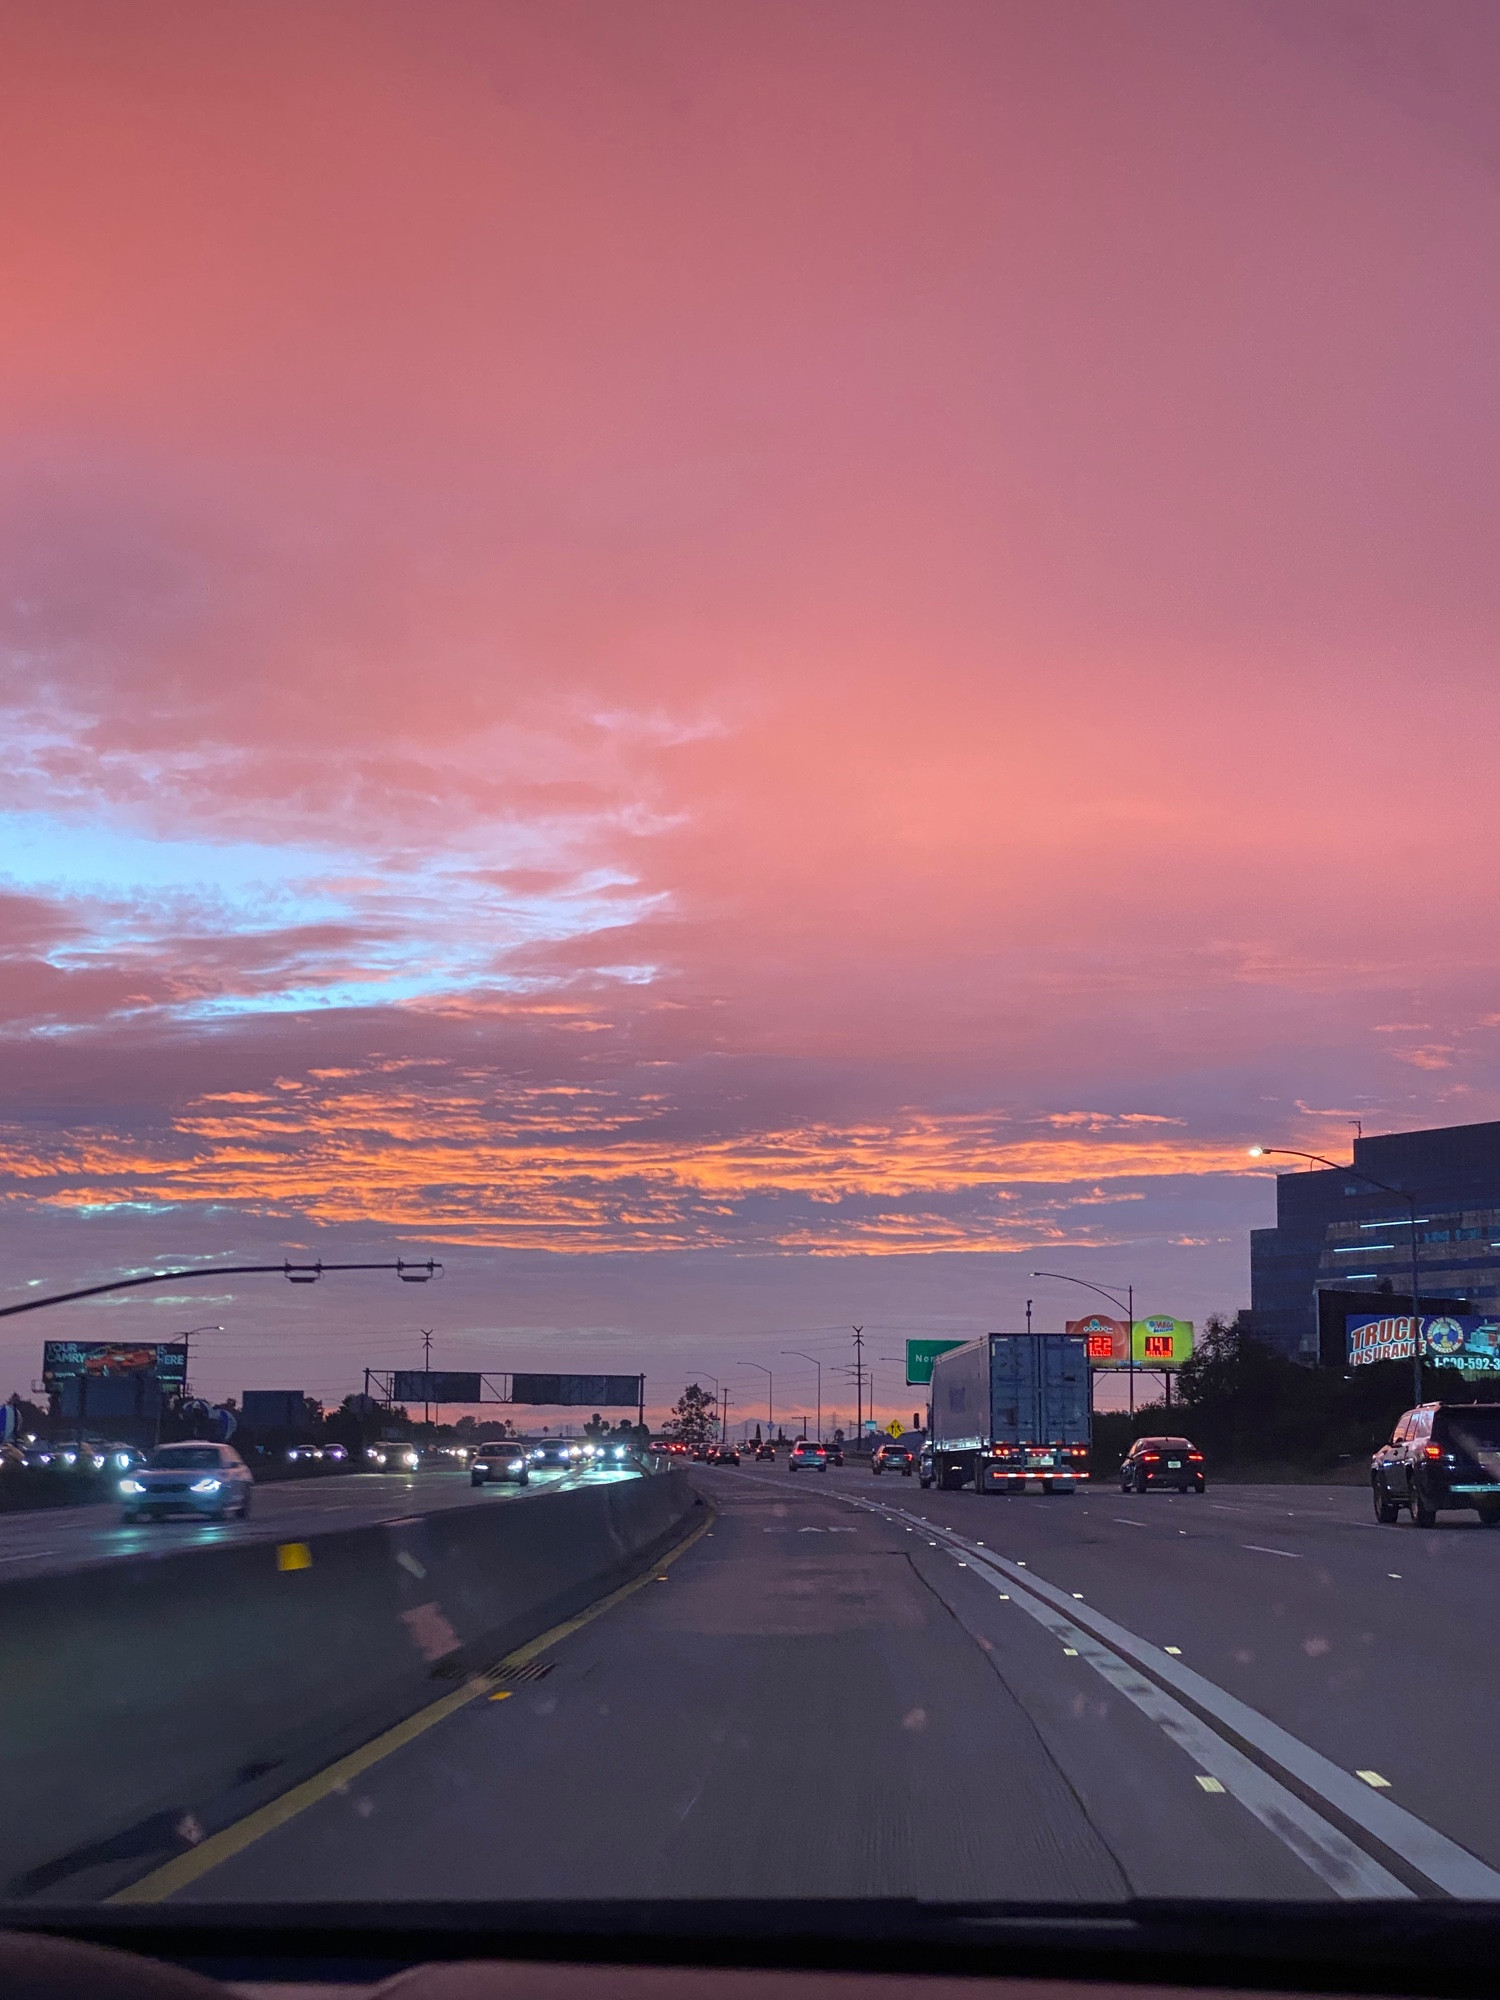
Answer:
0, 1259, 443, 1320
1029, 1270, 1132, 1319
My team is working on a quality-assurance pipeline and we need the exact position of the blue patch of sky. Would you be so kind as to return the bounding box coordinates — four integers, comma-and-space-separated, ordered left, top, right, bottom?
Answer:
0, 809, 665, 1016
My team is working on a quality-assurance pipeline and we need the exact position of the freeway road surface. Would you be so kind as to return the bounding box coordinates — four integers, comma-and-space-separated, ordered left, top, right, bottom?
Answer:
0, 1463, 634, 1581
121, 1462, 1500, 1906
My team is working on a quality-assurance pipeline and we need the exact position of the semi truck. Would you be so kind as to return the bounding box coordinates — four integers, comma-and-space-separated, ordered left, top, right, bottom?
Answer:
922, 1333, 1091, 1492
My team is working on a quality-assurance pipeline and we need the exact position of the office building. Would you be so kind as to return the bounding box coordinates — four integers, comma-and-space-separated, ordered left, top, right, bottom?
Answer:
1249, 1119, 1500, 1362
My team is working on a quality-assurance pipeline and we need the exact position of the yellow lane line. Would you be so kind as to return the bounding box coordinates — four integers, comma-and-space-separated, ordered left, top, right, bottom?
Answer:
109, 1503, 714, 1905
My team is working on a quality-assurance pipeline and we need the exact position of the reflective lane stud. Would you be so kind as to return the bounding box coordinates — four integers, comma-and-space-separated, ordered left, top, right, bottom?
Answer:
1164, 1646, 1183, 1656
1062, 1647, 1079, 1657
1196, 1776, 1225, 1794
1357, 1770, 1392, 1789
276, 1543, 313, 1572
488, 1691, 513, 1703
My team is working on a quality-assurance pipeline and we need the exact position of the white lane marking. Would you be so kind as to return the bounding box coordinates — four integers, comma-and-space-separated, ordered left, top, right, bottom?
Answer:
953, 1545, 1405, 1898
1243, 1544, 1301, 1559
883, 1502, 1500, 1900
0, 1551, 59, 1563
1112, 1517, 1150, 1527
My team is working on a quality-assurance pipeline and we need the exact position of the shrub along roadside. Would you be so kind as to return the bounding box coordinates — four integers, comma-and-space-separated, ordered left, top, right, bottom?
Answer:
1090, 1315, 1477, 1482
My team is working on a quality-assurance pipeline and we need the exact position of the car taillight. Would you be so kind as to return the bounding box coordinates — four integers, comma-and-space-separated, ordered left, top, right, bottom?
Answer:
1423, 1444, 1444, 1459
1142, 1453, 1160, 1461
1188, 1453, 1203, 1461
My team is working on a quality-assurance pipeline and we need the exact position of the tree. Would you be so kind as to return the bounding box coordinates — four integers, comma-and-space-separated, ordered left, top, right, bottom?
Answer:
666, 1383, 717, 1445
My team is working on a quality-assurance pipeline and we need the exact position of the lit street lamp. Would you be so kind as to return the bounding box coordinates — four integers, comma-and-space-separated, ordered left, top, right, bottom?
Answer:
1249, 1145, 1425, 1402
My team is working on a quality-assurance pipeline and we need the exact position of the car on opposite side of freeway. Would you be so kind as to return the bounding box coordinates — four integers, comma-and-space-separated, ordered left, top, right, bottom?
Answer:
470, 1439, 530, 1487
120, 1441, 254, 1522
788, 1438, 828, 1472
871, 1441, 915, 1476
1119, 1435, 1205, 1494
530, 1438, 583, 1471
364, 1443, 420, 1471
1372, 1401, 1500, 1528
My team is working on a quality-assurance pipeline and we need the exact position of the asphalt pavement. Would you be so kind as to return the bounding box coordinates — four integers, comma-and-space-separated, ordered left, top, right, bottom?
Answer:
0, 1464, 623, 1580
132, 1458, 1500, 1906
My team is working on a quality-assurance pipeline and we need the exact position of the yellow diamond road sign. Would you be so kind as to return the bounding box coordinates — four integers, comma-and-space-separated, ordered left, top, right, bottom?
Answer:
885, 1420, 903, 1437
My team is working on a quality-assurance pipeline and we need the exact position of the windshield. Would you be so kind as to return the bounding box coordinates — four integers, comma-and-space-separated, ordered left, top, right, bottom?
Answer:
6, 0, 1500, 1949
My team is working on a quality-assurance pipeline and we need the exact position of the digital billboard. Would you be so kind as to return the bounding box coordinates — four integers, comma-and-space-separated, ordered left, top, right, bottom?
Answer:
1347, 1313, 1500, 1371
1066, 1315, 1194, 1369
42, 1341, 187, 1391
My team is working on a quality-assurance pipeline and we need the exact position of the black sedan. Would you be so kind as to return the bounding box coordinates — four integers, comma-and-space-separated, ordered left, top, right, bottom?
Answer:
470, 1440, 529, 1487
1119, 1436, 1205, 1493
871, 1442, 915, 1476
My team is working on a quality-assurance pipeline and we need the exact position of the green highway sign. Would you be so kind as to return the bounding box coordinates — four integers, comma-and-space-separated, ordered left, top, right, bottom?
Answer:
905, 1338, 966, 1385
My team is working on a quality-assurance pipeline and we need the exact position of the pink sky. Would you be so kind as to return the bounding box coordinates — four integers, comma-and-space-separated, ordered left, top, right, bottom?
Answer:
3, 1, 1499, 1420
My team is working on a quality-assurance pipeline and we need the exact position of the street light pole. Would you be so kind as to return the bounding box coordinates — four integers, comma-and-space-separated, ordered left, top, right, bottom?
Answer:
852, 1326, 865, 1442
1031, 1270, 1135, 1413
737, 1361, 773, 1433
1249, 1146, 1424, 1404
783, 1351, 822, 1441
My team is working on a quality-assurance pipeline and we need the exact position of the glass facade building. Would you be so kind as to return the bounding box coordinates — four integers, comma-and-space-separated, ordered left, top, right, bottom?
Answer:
1249, 1120, 1500, 1362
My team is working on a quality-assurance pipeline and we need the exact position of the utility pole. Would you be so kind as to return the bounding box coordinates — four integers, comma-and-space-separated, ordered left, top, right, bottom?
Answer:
1026, 1298, 1033, 1335
421, 1328, 433, 1428
852, 1326, 865, 1445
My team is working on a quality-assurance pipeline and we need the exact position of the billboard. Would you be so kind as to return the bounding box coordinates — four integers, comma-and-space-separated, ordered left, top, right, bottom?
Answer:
1347, 1314, 1500, 1372
392, 1370, 482, 1404
905, 1339, 967, 1385
43, 1341, 187, 1392
511, 1372, 643, 1407
1067, 1315, 1194, 1370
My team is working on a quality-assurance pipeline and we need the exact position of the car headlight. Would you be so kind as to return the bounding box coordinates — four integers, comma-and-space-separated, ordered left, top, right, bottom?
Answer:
120, 1478, 144, 1495
507, 1459, 524, 1473
113, 1453, 132, 1468
190, 1477, 222, 1493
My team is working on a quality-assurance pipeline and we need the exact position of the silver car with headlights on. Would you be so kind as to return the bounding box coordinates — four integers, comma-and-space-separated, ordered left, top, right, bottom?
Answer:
120, 1442, 254, 1522
470, 1439, 530, 1487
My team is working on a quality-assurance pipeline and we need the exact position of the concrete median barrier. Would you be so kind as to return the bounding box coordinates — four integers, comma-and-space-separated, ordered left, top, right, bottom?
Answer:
0, 1469, 698, 1899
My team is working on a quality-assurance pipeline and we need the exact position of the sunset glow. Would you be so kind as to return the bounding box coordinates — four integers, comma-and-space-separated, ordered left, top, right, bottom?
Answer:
4, 1, 1499, 1409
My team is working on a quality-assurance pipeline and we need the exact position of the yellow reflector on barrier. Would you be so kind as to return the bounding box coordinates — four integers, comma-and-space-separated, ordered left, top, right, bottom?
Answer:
277, 1543, 313, 1572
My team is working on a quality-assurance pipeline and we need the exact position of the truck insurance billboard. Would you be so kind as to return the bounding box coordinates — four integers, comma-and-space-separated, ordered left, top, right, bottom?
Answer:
1347, 1314, 1500, 1371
